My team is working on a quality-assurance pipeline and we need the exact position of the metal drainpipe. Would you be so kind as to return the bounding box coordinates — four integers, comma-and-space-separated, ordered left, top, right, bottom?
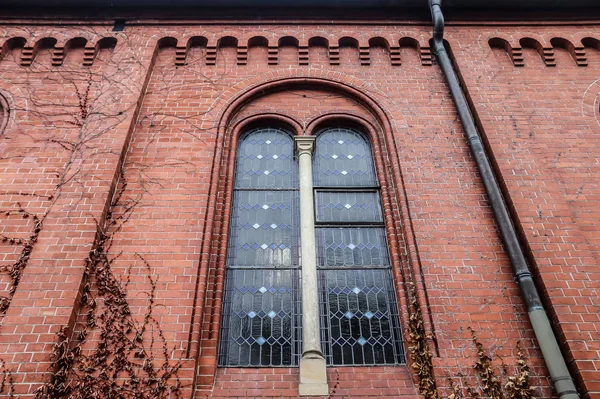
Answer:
427, 1, 579, 398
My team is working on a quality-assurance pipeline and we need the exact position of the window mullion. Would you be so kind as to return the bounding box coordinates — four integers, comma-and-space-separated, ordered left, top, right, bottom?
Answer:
294, 136, 329, 396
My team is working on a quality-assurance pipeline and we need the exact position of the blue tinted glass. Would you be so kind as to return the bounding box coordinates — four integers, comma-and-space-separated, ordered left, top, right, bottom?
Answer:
313, 129, 404, 365
228, 190, 299, 268
220, 128, 300, 367
313, 128, 377, 187
316, 227, 389, 267
319, 269, 404, 365
235, 128, 297, 189
315, 191, 382, 223
219, 269, 301, 366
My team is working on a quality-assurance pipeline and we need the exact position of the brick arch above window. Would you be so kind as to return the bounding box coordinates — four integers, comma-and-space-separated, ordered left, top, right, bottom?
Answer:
0, 92, 11, 136
581, 78, 600, 129
306, 113, 379, 139
226, 87, 378, 134
192, 77, 437, 388
228, 113, 303, 139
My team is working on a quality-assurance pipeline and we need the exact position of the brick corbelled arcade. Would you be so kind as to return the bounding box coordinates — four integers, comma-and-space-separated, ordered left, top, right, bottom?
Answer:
0, 1, 599, 398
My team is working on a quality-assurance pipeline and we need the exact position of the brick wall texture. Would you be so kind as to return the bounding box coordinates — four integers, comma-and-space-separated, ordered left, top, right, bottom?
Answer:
0, 20, 598, 399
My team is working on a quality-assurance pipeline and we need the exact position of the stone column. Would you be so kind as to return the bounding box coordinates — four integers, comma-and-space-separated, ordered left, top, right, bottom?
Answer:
294, 136, 329, 396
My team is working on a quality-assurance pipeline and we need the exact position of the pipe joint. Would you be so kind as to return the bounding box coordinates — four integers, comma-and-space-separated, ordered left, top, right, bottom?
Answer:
515, 270, 533, 281
428, 0, 444, 44
466, 135, 481, 146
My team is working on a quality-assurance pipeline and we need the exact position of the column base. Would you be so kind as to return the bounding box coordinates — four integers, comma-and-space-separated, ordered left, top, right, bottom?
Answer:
299, 352, 329, 396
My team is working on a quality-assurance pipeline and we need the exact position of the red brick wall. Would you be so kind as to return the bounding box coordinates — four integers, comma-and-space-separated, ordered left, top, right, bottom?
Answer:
446, 25, 600, 398
0, 20, 598, 399
205, 367, 418, 398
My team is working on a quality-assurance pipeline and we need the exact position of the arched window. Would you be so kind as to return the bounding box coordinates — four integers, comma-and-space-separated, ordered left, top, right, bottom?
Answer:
218, 125, 404, 369
218, 127, 301, 367
314, 127, 404, 365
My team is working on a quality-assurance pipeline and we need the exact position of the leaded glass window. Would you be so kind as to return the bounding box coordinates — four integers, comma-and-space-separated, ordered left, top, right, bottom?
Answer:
219, 126, 405, 369
314, 127, 405, 366
313, 128, 377, 187
219, 128, 301, 367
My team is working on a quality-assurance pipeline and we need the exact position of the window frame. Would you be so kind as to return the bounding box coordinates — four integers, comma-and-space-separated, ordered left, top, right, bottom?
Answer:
312, 126, 406, 366
218, 126, 302, 367
218, 124, 406, 368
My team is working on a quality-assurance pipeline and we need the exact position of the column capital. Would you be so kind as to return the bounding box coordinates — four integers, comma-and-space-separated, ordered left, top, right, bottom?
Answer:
294, 136, 316, 156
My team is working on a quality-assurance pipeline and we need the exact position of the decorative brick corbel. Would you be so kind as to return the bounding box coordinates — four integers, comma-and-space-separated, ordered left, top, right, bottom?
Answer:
573, 46, 587, 67
1, 37, 27, 65
420, 46, 432, 66
542, 46, 556, 67
359, 46, 370, 65
83, 44, 97, 66
329, 45, 340, 65
51, 45, 65, 66
175, 45, 187, 66
298, 45, 309, 65
510, 46, 525, 67
267, 45, 278, 65
237, 45, 248, 65
389, 46, 401, 66
20, 45, 34, 66
205, 45, 217, 65
550, 38, 588, 67
489, 37, 524, 67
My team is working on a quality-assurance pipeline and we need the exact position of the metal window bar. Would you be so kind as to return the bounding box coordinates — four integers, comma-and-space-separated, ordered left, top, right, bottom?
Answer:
318, 269, 405, 366
219, 127, 302, 367
314, 128, 405, 366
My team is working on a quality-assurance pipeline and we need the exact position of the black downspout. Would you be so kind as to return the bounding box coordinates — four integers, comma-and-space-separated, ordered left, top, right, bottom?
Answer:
427, 1, 579, 398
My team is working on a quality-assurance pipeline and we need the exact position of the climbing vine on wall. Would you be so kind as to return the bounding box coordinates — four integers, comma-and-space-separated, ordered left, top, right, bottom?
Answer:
0, 30, 145, 318
0, 359, 14, 398
0, 204, 45, 314
0, 31, 185, 398
407, 284, 439, 399
34, 172, 182, 399
505, 342, 536, 399
407, 286, 536, 399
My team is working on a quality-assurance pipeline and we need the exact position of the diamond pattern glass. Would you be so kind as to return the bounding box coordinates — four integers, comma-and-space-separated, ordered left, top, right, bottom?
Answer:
313, 128, 377, 187
319, 269, 404, 365
219, 269, 301, 366
220, 128, 300, 367
236, 128, 297, 189
314, 128, 404, 366
315, 191, 383, 223
228, 190, 298, 268
316, 227, 389, 267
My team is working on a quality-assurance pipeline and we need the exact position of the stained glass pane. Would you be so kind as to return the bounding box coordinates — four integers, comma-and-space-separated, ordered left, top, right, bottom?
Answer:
220, 128, 300, 367
316, 228, 389, 267
235, 128, 297, 189
313, 128, 404, 366
219, 269, 301, 366
313, 128, 377, 187
319, 269, 404, 365
228, 190, 299, 268
315, 191, 382, 223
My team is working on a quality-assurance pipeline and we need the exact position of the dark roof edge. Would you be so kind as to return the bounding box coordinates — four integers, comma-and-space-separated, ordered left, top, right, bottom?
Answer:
2, 0, 600, 8
1, 6, 600, 23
